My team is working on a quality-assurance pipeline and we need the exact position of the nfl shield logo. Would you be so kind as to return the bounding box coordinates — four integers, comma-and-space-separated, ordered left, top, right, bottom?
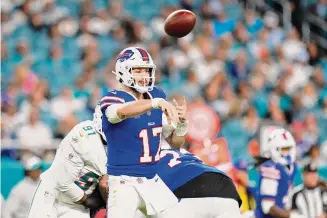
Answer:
147, 111, 151, 116
137, 178, 143, 184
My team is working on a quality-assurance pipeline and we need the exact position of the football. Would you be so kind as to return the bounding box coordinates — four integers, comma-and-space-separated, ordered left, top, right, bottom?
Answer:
164, 9, 196, 38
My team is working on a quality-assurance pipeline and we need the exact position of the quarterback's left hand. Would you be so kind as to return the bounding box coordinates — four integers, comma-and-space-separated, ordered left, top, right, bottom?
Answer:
173, 97, 187, 123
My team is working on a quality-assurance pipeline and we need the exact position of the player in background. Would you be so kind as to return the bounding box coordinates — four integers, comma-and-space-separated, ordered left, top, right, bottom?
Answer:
254, 128, 303, 218
100, 47, 189, 218
27, 108, 107, 218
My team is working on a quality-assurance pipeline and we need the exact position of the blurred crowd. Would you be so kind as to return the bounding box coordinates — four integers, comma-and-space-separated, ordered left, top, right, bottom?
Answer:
1, 0, 327, 166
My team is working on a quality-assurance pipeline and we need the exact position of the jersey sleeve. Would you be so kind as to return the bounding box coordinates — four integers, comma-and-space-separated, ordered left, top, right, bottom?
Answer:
152, 87, 166, 100
258, 165, 281, 202
100, 91, 126, 113
54, 127, 86, 202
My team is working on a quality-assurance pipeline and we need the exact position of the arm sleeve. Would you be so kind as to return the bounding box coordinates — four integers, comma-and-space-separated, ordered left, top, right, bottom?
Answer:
100, 92, 125, 112
54, 141, 85, 202
100, 92, 126, 124
105, 104, 125, 124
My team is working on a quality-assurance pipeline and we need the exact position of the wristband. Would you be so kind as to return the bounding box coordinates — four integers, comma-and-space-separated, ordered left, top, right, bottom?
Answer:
175, 120, 189, 136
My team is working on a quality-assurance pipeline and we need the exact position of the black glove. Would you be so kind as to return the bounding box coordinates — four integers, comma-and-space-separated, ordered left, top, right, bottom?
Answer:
84, 186, 106, 210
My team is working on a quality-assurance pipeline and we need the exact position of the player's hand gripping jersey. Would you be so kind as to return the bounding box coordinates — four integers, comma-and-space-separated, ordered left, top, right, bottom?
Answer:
100, 87, 166, 178
254, 160, 297, 218
28, 120, 107, 218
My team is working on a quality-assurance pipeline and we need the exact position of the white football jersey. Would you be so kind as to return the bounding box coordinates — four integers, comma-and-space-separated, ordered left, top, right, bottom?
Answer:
41, 120, 107, 206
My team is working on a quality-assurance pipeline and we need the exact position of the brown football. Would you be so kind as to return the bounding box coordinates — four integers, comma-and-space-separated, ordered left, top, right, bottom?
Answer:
164, 9, 196, 38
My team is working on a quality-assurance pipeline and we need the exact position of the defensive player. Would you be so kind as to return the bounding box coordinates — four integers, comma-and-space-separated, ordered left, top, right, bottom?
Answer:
100, 47, 189, 217
254, 128, 301, 218
27, 108, 107, 218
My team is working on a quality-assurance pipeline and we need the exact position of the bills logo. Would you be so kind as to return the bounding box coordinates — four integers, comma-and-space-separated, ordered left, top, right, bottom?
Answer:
117, 49, 134, 62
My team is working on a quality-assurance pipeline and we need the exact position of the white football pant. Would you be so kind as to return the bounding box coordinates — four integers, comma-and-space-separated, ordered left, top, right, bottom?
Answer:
152, 197, 242, 218
27, 180, 90, 218
107, 175, 178, 218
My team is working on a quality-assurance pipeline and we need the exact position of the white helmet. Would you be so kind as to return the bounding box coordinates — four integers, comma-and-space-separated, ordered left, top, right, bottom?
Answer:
93, 105, 107, 142
112, 47, 156, 93
266, 128, 296, 165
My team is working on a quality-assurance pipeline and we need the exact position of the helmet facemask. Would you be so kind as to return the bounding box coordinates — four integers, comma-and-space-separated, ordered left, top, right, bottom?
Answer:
113, 47, 156, 94
266, 128, 297, 166
130, 66, 156, 93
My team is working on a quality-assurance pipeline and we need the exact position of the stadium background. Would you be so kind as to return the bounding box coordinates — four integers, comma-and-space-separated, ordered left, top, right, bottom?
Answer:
1, 0, 327, 212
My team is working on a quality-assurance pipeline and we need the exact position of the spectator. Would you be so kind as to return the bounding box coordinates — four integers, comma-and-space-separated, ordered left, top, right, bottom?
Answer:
244, 9, 264, 36
232, 23, 250, 51
291, 121, 315, 160
5, 156, 42, 218
180, 0, 194, 11
308, 0, 327, 21
236, 81, 252, 114
263, 11, 284, 49
289, 0, 305, 35
289, 163, 327, 217
181, 71, 201, 101
199, 0, 215, 20
212, 8, 236, 38
50, 87, 84, 120
242, 107, 260, 136
229, 49, 250, 80
1, 103, 22, 139
16, 107, 52, 157
248, 28, 269, 60
18, 89, 50, 123
281, 27, 307, 62
303, 113, 320, 145
307, 41, 321, 66
13, 40, 34, 65
12, 64, 38, 96
260, 49, 282, 86
299, 145, 326, 167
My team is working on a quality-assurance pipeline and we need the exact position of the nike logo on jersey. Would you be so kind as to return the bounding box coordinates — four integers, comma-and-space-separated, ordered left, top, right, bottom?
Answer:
111, 91, 117, 94
148, 122, 155, 126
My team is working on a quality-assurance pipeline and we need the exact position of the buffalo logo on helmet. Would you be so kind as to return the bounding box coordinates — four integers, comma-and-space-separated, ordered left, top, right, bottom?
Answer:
117, 49, 135, 62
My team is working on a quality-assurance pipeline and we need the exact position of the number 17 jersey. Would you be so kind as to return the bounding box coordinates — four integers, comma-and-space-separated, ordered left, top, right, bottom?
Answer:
100, 87, 166, 178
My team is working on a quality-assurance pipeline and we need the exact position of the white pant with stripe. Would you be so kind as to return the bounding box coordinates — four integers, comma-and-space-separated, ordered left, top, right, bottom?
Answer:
27, 180, 90, 218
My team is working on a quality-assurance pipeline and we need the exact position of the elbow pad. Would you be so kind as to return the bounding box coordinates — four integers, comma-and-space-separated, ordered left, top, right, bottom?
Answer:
105, 104, 124, 124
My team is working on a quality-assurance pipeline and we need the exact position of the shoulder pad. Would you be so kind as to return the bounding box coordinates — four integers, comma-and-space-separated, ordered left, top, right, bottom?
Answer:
150, 86, 166, 99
